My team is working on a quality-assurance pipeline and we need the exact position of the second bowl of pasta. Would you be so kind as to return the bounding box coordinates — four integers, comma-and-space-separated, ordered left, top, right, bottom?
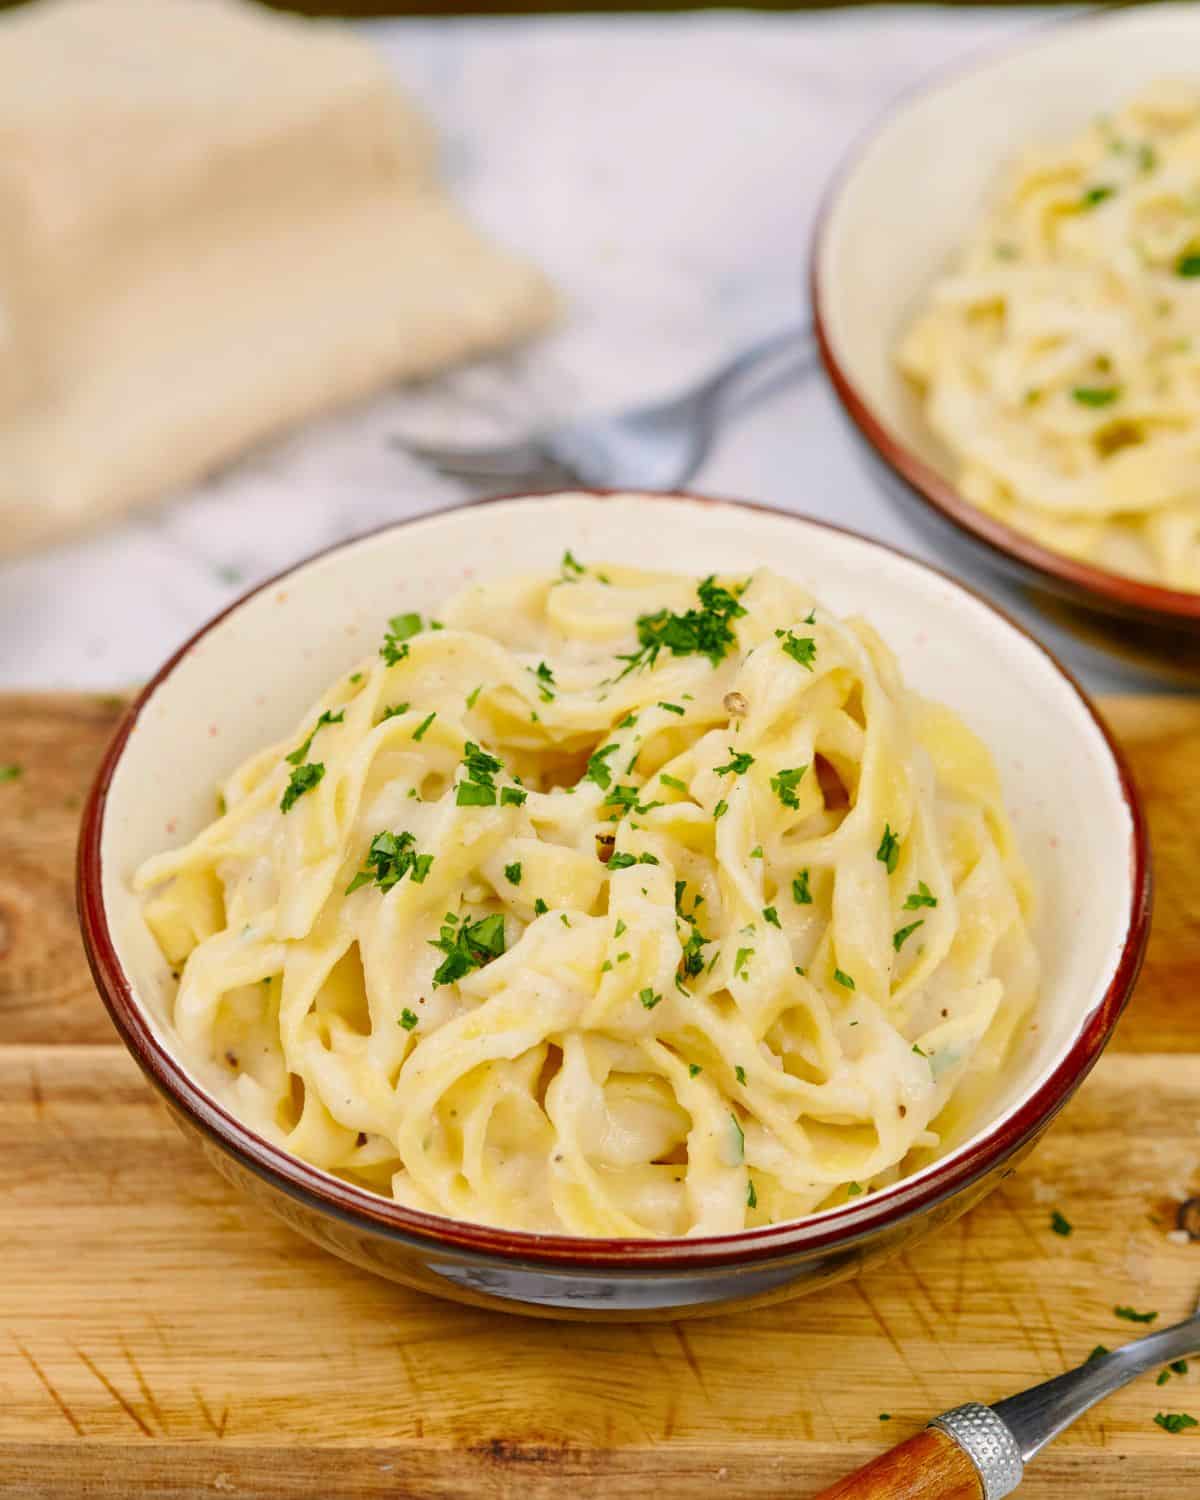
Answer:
78, 491, 1148, 1317
813, 2, 1200, 631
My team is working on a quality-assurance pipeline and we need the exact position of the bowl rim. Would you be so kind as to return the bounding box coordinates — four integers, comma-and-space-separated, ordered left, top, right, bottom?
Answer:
77, 490, 1152, 1270
809, 2, 1200, 625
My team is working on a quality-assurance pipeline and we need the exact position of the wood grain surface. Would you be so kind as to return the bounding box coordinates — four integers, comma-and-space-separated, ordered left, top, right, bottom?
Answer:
1, 692, 1198, 1499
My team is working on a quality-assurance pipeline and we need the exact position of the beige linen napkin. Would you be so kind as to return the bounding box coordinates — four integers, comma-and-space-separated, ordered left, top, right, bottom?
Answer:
0, 0, 557, 554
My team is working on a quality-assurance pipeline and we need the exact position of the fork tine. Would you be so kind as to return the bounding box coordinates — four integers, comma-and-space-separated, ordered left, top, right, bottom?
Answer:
391, 434, 552, 480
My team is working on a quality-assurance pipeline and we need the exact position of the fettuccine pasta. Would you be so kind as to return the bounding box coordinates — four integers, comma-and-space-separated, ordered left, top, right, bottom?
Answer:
135, 557, 1038, 1237
900, 81, 1200, 590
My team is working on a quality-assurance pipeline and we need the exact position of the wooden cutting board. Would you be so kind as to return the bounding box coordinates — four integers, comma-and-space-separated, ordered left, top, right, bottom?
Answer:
2, 692, 1198, 1500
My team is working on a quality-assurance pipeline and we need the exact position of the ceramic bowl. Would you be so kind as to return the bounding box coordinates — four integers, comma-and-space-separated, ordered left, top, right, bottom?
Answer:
812, 2, 1200, 634
78, 492, 1150, 1319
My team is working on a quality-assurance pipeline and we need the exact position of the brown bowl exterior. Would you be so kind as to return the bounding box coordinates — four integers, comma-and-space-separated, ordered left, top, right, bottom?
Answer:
76, 493, 1152, 1319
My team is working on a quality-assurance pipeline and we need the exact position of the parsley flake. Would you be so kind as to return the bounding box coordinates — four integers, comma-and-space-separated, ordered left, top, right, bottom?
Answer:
412, 711, 436, 742
399, 1008, 419, 1031
1072, 386, 1120, 408
713, 799, 728, 820
561, 549, 585, 578
793, 870, 813, 905
762, 906, 781, 929
903, 882, 937, 910
0, 764, 22, 784
734, 947, 753, 979
770, 765, 808, 809
715, 747, 755, 776
640, 987, 663, 1010
286, 709, 344, 766
533, 898, 549, 916
735, 1065, 746, 1085
893, 920, 924, 952
430, 911, 506, 987
280, 761, 324, 813
1154, 1413, 1198, 1434
617, 575, 746, 676
585, 743, 619, 790
504, 862, 522, 885
777, 629, 817, 671
1050, 1209, 1073, 1237
380, 612, 424, 665
1115, 1306, 1158, 1324
657, 701, 685, 716
833, 968, 855, 990
689, 1063, 703, 1077
876, 824, 900, 874
747, 1178, 757, 1209
346, 830, 433, 894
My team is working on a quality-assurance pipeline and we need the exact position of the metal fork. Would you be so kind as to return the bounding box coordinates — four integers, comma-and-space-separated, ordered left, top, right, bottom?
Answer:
397, 324, 814, 491
814, 1282, 1200, 1498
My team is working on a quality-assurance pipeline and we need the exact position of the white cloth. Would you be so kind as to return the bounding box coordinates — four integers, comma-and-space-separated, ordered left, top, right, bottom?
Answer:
2, 7, 1141, 697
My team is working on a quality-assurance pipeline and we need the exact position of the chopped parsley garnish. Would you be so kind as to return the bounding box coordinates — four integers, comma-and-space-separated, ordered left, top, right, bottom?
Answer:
713, 799, 728, 820
657, 701, 685, 716
876, 824, 900, 874
501, 786, 527, 807
466, 684, 484, 709
879, 1414, 891, 1423
770, 765, 808, 809
584, 743, 619, 790
1072, 386, 1121, 408
561, 549, 585, 578
715, 747, 755, 776
689, 1063, 703, 1077
846, 1183, 863, 1198
504, 862, 522, 885
735, 1065, 746, 1085
399, 1008, 419, 1031
1177, 252, 1200, 279
1173, 1361, 1190, 1376
0, 764, 22, 784
1115, 1306, 1158, 1324
893, 920, 924, 952
776, 629, 817, 671
1154, 1413, 1198, 1434
1088, 1346, 1111, 1362
380, 612, 424, 665
1080, 184, 1115, 209
679, 925, 711, 979
833, 968, 855, 990
608, 851, 658, 870
793, 870, 813, 905
1050, 1209, 1073, 1237
346, 830, 433, 894
455, 741, 503, 805
749, 845, 763, 859
616, 711, 639, 729
617, 575, 746, 676
615, 919, 627, 938
286, 709, 344, 766
349, 673, 363, 685
412, 711, 436, 742
762, 906, 781, 929
903, 881, 938, 910
532, 661, 556, 701
729, 1113, 745, 1162
430, 911, 507, 987
659, 773, 688, 793
1158, 1372, 1172, 1387
734, 947, 753, 980
640, 987, 663, 1010
280, 761, 324, 813
379, 702, 410, 721
912, 1042, 928, 1058
534, 898, 549, 916
746, 1178, 757, 1209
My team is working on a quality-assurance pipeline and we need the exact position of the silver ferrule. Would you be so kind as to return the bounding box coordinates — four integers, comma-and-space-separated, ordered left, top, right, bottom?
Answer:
929, 1402, 1024, 1500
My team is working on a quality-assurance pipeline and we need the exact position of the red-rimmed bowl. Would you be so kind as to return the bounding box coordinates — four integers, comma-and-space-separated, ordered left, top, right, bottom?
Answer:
78, 492, 1150, 1319
811, 2, 1200, 638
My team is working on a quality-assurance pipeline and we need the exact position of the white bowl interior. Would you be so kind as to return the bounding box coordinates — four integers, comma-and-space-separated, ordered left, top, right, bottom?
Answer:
817, 3, 1200, 475
100, 494, 1138, 1220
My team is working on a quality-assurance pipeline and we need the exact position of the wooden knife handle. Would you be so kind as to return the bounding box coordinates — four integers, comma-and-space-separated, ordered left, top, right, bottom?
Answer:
810, 1427, 983, 1500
